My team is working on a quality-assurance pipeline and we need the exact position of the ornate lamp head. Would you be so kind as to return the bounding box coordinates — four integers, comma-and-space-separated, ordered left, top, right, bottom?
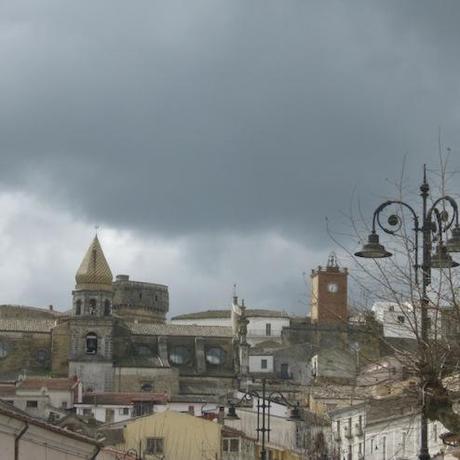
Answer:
430, 244, 460, 269
355, 233, 392, 259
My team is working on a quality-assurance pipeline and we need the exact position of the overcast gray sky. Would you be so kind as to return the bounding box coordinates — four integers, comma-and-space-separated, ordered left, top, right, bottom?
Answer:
1, 0, 460, 316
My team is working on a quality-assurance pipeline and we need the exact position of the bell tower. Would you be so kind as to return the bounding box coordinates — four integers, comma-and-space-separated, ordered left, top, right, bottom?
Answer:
310, 253, 348, 325
69, 235, 115, 392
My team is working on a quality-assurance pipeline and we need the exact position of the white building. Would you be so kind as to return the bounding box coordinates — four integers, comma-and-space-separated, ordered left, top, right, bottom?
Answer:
171, 303, 290, 346
372, 301, 442, 339
330, 396, 448, 460
74, 392, 224, 423
0, 377, 81, 421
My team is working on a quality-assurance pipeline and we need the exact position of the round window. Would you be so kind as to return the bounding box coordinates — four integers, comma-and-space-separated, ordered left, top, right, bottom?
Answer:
169, 346, 191, 365
0, 342, 8, 359
141, 383, 153, 392
136, 345, 152, 356
35, 349, 49, 363
205, 347, 226, 365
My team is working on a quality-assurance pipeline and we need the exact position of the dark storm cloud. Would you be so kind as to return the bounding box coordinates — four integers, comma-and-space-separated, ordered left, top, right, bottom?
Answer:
1, 0, 460, 245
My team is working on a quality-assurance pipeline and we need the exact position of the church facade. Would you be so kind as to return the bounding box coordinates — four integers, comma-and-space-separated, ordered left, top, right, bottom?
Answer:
0, 236, 238, 396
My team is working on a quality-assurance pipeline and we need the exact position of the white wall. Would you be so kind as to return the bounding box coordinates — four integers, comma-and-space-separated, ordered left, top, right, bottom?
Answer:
170, 318, 232, 327
372, 302, 442, 339
365, 415, 447, 460
76, 401, 222, 422
170, 314, 290, 345
249, 355, 274, 373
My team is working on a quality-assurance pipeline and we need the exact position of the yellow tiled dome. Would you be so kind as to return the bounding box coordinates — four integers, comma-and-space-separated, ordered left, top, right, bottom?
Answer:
75, 236, 113, 291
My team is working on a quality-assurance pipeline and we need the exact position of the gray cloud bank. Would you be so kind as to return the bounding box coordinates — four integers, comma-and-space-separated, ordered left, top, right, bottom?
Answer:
1, 1, 460, 313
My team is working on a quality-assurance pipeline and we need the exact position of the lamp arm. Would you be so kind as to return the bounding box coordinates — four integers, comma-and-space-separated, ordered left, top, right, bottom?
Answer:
427, 195, 459, 234
372, 200, 419, 236
228, 390, 261, 407
266, 391, 298, 408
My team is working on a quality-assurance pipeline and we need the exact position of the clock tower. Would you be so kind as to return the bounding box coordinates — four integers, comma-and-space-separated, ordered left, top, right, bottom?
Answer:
310, 253, 348, 325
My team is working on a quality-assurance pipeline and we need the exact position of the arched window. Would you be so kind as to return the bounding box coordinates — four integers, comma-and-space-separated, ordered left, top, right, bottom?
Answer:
89, 299, 97, 316
86, 333, 98, 354
104, 300, 111, 316
75, 300, 82, 316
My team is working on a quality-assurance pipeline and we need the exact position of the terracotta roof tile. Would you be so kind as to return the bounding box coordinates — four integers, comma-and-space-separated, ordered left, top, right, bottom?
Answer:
17, 377, 79, 391
81, 392, 168, 405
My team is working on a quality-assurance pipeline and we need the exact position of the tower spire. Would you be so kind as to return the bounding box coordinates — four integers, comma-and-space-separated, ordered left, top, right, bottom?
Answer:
75, 235, 113, 291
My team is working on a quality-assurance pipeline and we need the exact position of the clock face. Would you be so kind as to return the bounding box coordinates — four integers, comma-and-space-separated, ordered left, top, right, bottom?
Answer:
327, 282, 338, 293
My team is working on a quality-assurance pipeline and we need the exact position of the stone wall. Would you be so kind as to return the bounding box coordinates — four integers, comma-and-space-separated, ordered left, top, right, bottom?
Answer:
112, 367, 180, 394
0, 331, 52, 377
112, 275, 168, 322
51, 321, 71, 377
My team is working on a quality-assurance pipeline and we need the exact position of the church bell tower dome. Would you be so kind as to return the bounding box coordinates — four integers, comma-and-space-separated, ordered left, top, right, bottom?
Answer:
75, 235, 113, 292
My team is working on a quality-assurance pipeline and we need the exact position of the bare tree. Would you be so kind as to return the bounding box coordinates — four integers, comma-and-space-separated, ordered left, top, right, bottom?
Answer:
332, 159, 460, 442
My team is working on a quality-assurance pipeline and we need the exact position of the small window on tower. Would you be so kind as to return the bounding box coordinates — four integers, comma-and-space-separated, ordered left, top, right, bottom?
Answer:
86, 333, 98, 354
89, 299, 96, 315
76, 300, 81, 316
104, 300, 111, 316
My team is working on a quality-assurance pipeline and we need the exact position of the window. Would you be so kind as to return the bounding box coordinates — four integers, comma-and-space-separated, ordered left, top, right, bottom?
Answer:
26, 400, 38, 408
104, 300, 111, 316
397, 315, 405, 323
281, 363, 289, 379
0, 342, 9, 359
89, 299, 97, 315
266, 323, 272, 336
205, 347, 226, 365
358, 415, 362, 430
119, 407, 130, 415
83, 408, 93, 416
137, 344, 152, 356
388, 305, 395, 312
75, 300, 81, 316
261, 359, 268, 369
61, 401, 67, 409
86, 333, 98, 354
35, 349, 49, 363
188, 405, 195, 415
106, 408, 114, 423
382, 436, 386, 460
169, 346, 192, 365
146, 437, 164, 455
432, 423, 438, 441
223, 438, 239, 452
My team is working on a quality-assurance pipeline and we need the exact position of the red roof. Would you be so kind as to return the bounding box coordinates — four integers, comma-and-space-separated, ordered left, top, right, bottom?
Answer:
17, 377, 79, 391
81, 392, 168, 405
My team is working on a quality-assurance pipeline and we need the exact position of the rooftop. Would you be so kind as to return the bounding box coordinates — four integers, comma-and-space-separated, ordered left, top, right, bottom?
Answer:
0, 399, 100, 446
80, 392, 168, 405
17, 377, 79, 391
171, 308, 289, 321
0, 318, 57, 333
129, 322, 233, 337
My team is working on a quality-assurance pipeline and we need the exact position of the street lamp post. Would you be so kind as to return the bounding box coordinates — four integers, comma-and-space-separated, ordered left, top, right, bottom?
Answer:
225, 378, 302, 460
355, 165, 460, 460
